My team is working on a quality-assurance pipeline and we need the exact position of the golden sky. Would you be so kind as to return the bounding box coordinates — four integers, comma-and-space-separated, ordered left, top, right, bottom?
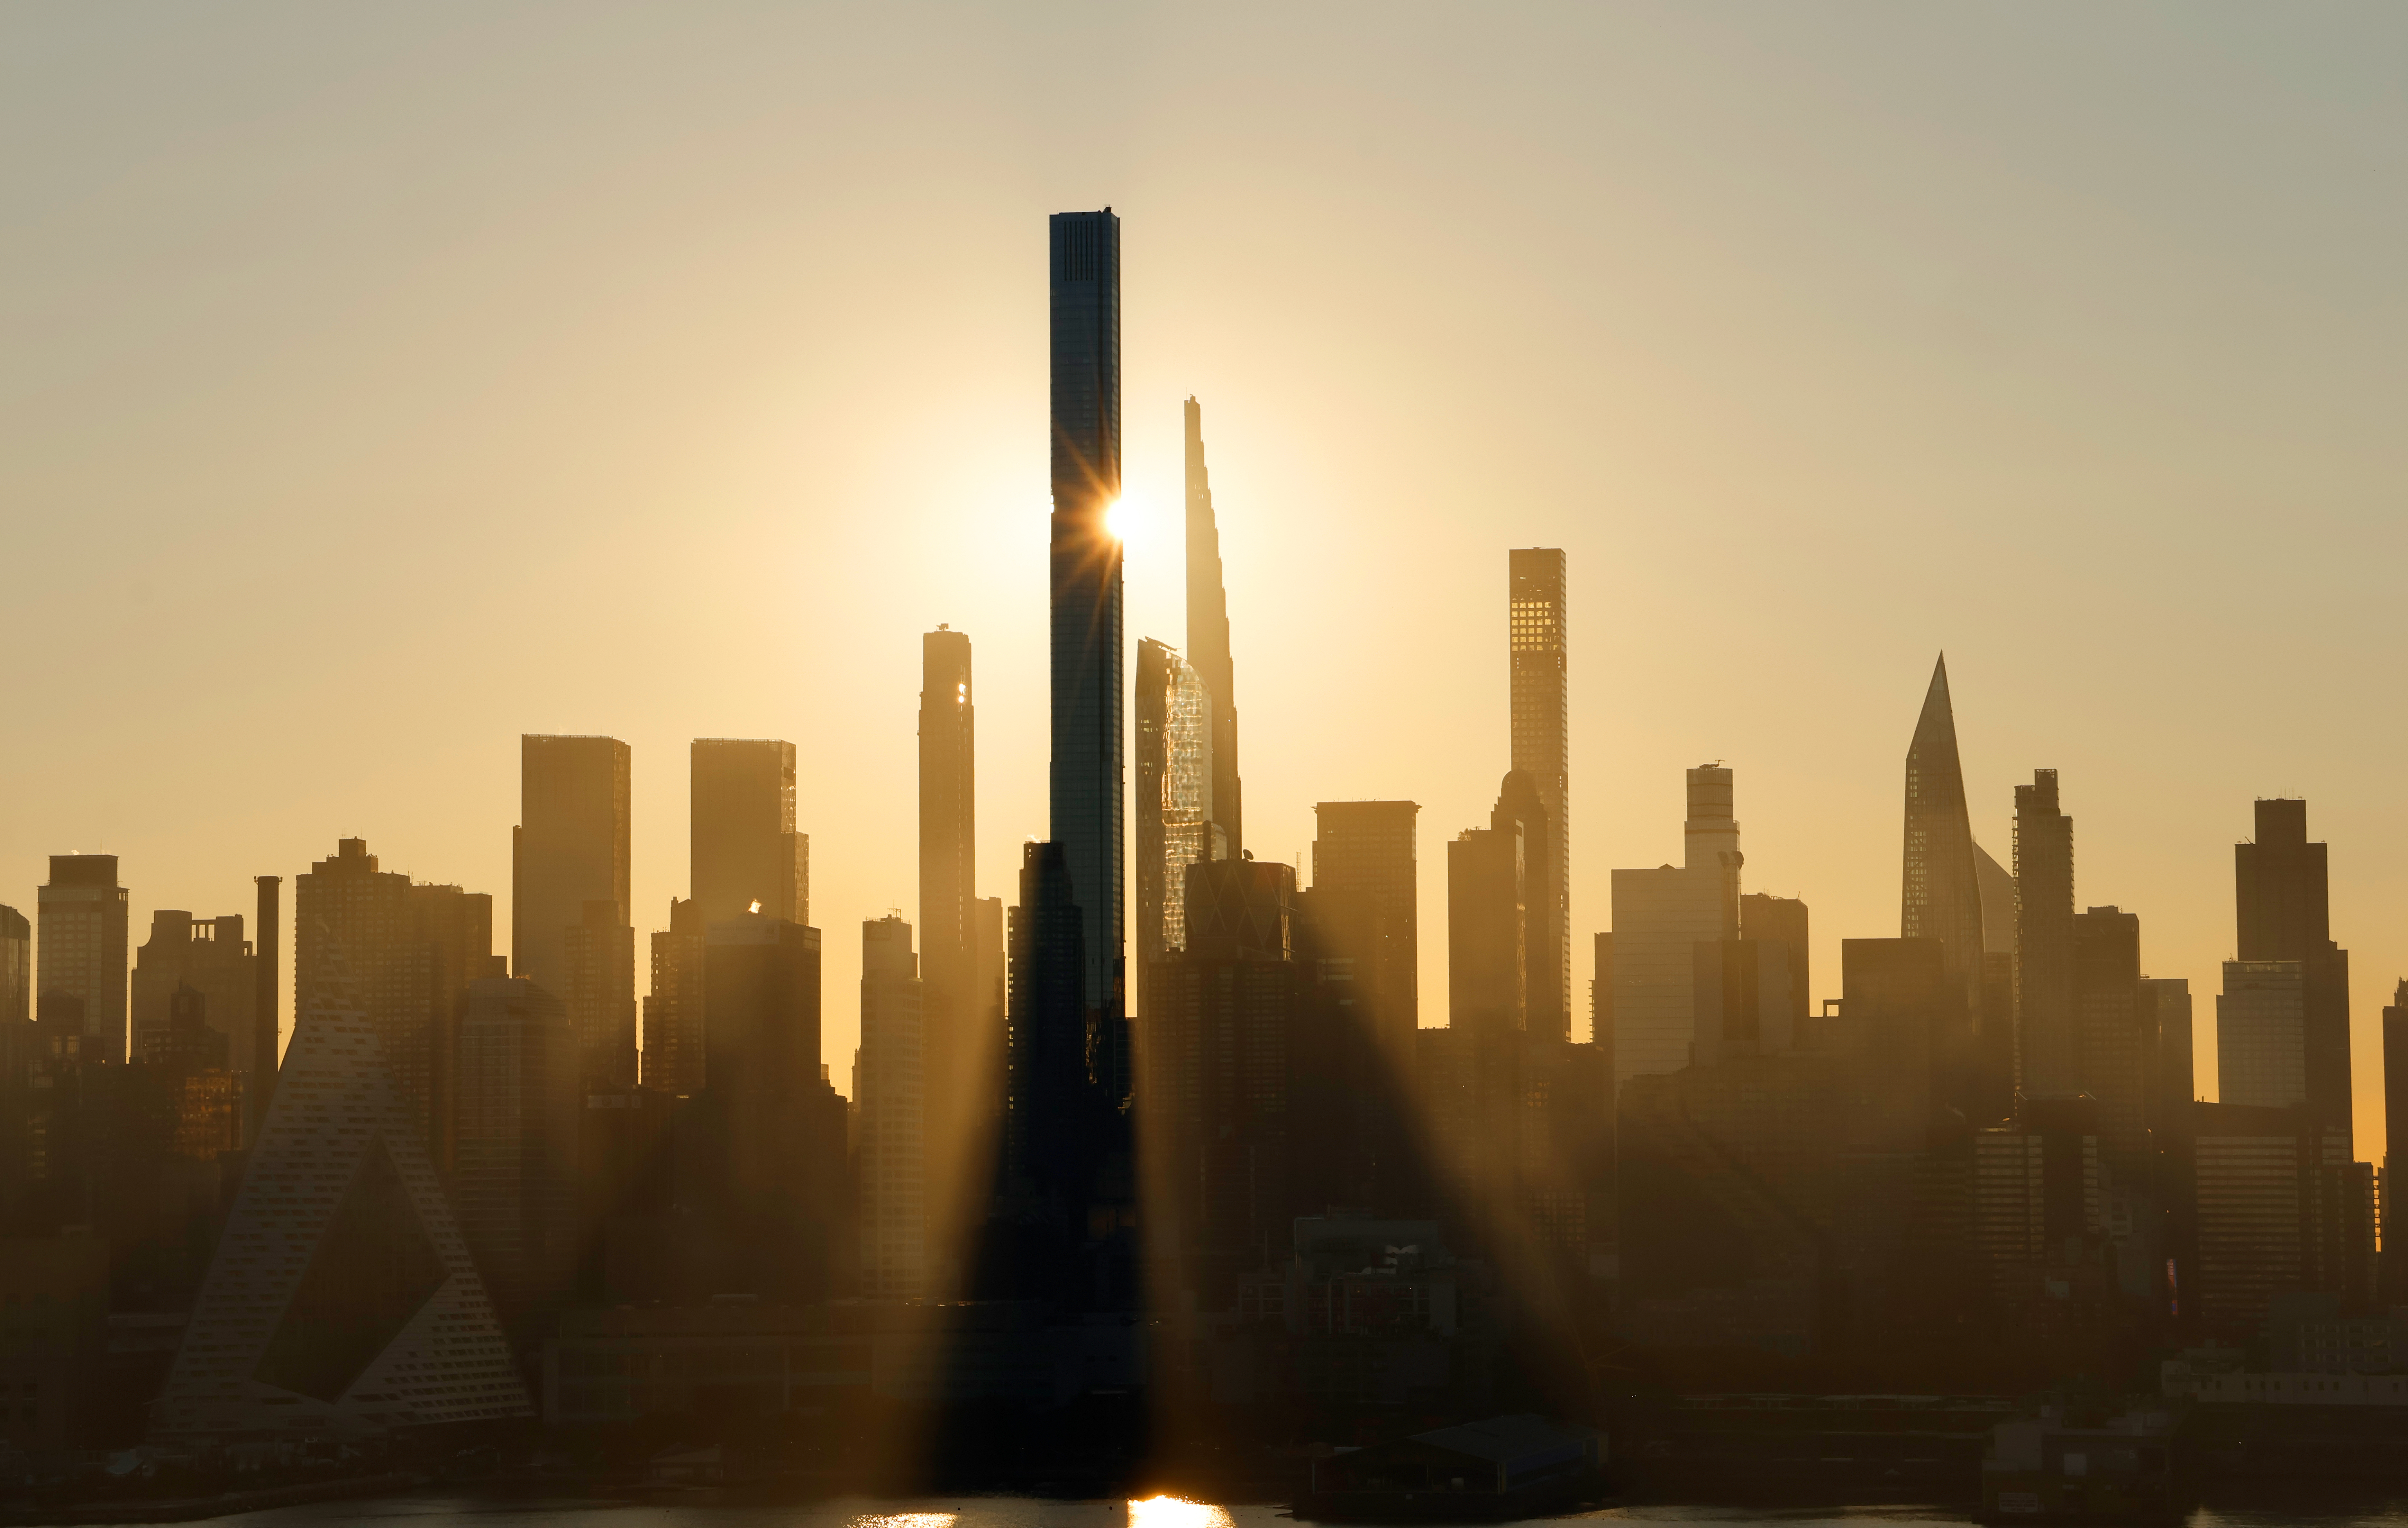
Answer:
4, 5, 2404, 1150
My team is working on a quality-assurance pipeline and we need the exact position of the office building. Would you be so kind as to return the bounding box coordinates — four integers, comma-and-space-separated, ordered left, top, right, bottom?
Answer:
130, 910, 257, 1078
1134, 636, 1217, 986
1449, 777, 1540, 1036
641, 898, 707, 1096
1901, 656, 1987, 1008
150, 951, 530, 1441
2235, 798, 2352, 1136
2071, 906, 2146, 1159
700, 913, 846, 1302
2173, 1102, 2370, 1339
692, 738, 808, 926
1739, 892, 1809, 1036
858, 916, 927, 1299
2218, 961, 2307, 1109
514, 734, 631, 1003
2144, 976, 2195, 1133
37, 855, 128, 1059
562, 900, 637, 1089
1508, 549, 1570, 1035
1185, 398, 1242, 857
1610, 766, 1743, 1084
1310, 801, 1420, 1054
454, 976, 579, 1329
2014, 770, 2077, 1097
1, 907, 27, 1029
1046, 208, 1126, 1025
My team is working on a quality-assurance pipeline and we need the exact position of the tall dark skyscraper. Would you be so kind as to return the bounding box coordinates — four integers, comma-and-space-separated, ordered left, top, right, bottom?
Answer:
1310, 801, 1420, 1054
1901, 655, 1986, 1008
2014, 769, 2076, 1097
515, 735, 632, 1003
1508, 549, 1569, 1034
918, 629, 976, 1050
691, 738, 808, 926
2234, 798, 2352, 1138
2383, 980, 2408, 1302
1185, 397, 1241, 857
1048, 208, 1124, 1023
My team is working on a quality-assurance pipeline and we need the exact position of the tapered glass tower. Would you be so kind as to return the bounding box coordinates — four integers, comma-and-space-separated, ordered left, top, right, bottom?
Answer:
1185, 398, 1241, 857
1048, 209, 1124, 1025
1901, 655, 1986, 1006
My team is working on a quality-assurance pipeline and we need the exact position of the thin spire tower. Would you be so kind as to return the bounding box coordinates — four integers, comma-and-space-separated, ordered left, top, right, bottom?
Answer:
1184, 397, 1241, 858
1901, 654, 1986, 1005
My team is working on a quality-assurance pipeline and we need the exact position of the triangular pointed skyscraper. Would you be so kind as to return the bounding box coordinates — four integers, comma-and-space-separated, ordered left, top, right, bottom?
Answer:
1902, 654, 1988, 1002
1185, 397, 1241, 858
151, 928, 530, 1441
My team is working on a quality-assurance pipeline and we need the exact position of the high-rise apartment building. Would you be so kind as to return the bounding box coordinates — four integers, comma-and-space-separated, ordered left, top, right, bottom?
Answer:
453, 976, 579, 1329
1185, 398, 1242, 858
692, 738, 808, 926
1610, 766, 1743, 1084
37, 855, 128, 1058
1, 906, 31, 1028
1508, 549, 1569, 1036
514, 735, 632, 1003
2217, 961, 2307, 1109
917, 627, 978, 1250
640, 898, 706, 1096
1448, 816, 1526, 1036
1310, 801, 1421, 1053
2143, 976, 2195, 1133
2014, 770, 2076, 1097
1739, 892, 1810, 1036
2173, 1101, 2367, 1339
1047, 208, 1125, 1025
2070, 906, 2147, 1159
562, 900, 637, 1089
1134, 638, 1217, 990
131, 911, 258, 1077
1901, 656, 1987, 1008
857, 916, 925, 1300
2235, 798, 2352, 1137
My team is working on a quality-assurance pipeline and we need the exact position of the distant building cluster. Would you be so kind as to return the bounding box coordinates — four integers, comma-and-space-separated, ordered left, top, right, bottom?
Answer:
0, 206, 2401, 1465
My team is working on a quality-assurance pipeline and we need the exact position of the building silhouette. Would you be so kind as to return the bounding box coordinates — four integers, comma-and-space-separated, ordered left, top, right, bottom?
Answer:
917, 627, 984, 1277
1901, 656, 1987, 1010
37, 855, 128, 1062
1739, 892, 1810, 1040
294, 839, 495, 1170
130, 911, 257, 1088
641, 898, 706, 1096
857, 915, 926, 1299
514, 735, 632, 1004
1508, 549, 1569, 1036
1135, 638, 1218, 1006
561, 900, 637, 1089
2234, 798, 2352, 1137
1310, 801, 1420, 1056
1185, 398, 1243, 858
1611, 766, 1743, 1085
1, 907, 28, 1029
2218, 960, 2307, 1109
453, 975, 578, 1334
2383, 980, 2408, 1302
2013, 770, 2076, 1098
2143, 976, 2195, 1132
251, 876, 281, 1137
1449, 784, 1532, 1037
2070, 906, 2147, 1159
692, 738, 808, 926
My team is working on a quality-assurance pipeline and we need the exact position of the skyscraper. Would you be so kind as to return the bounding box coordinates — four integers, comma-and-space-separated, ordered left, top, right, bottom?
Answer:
562, 900, 638, 1089
1310, 801, 1421, 1053
1047, 208, 1125, 1024
2234, 798, 2352, 1137
1508, 549, 1569, 1035
1901, 655, 1986, 1007
692, 738, 808, 926
37, 855, 128, 1059
1134, 637, 1216, 992
640, 898, 706, 1096
2383, 981, 2408, 1301
1610, 766, 1743, 1084
2014, 770, 2076, 1097
130, 911, 257, 1076
1, 906, 28, 1029
1185, 397, 1242, 858
453, 975, 579, 1329
1447, 817, 1526, 1036
857, 916, 926, 1299
514, 735, 632, 1003
2217, 961, 2307, 1109
252, 876, 281, 1136
2070, 905, 2146, 1158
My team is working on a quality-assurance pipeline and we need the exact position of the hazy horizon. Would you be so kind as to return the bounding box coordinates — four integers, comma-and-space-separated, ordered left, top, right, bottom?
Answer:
5, 4, 2404, 1153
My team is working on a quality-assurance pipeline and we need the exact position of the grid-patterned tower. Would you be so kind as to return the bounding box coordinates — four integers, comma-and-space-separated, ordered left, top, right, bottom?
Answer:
1047, 209, 1124, 1029
1185, 398, 1241, 857
1508, 550, 1569, 1036
1901, 655, 1987, 1008
1134, 637, 1216, 989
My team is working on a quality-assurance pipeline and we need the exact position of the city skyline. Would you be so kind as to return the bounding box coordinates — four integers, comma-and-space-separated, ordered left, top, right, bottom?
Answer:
6, 5, 2407, 1164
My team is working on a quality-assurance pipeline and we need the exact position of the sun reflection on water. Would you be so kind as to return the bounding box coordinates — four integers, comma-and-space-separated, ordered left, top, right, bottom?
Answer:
852, 1515, 959, 1528
1127, 1496, 1234, 1528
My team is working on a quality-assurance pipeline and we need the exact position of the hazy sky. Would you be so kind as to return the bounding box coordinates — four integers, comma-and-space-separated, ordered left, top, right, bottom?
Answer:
5, 4, 2404, 1149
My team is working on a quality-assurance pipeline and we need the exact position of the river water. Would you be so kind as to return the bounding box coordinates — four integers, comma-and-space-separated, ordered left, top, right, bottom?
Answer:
174, 1490, 2408, 1527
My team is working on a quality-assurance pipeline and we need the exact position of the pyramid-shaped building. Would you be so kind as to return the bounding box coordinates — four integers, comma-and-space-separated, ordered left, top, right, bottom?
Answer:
150, 943, 530, 1440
